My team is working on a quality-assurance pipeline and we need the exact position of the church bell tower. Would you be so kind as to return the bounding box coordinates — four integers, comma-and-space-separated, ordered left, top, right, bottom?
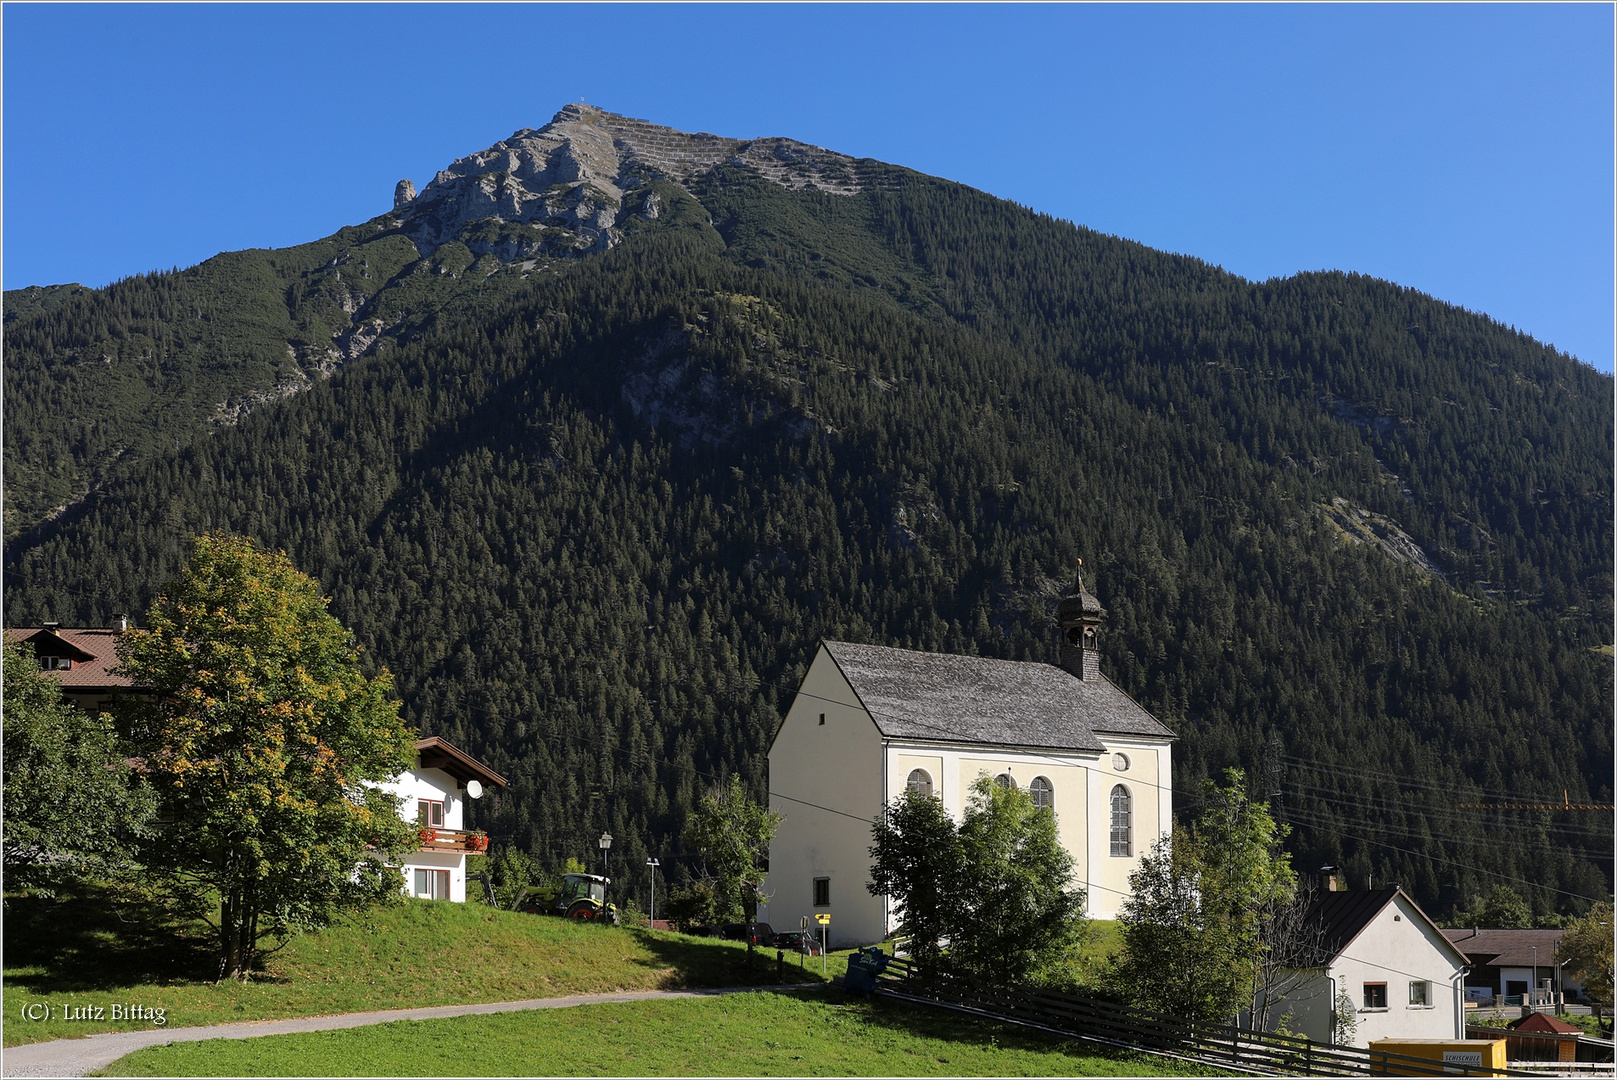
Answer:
1057, 558, 1105, 681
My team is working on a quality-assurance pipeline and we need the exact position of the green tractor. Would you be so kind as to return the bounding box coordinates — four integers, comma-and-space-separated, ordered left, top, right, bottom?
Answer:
514, 873, 619, 923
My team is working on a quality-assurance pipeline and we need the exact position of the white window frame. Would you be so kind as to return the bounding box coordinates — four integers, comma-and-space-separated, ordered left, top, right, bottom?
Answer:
413, 868, 449, 900
905, 769, 933, 797
1029, 776, 1054, 811
1408, 980, 1431, 1007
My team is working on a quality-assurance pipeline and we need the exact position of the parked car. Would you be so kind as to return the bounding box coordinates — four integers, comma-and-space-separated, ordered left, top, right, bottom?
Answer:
771, 930, 816, 954
719, 921, 776, 947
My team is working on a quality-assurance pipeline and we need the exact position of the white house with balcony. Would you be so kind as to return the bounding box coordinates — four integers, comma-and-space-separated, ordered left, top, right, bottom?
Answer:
382, 737, 508, 902
761, 570, 1175, 948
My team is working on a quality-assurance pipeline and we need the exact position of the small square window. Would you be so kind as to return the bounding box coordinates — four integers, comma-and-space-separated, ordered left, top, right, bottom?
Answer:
418, 799, 444, 827
1409, 980, 1430, 1006
813, 877, 830, 907
1363, 983, 1388, 1009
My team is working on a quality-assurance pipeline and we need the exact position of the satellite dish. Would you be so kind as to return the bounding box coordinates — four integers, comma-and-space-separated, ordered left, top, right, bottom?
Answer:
465, 780, 483, 799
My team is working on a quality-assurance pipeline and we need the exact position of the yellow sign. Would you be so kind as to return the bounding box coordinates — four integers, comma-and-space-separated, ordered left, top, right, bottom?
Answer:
815, 913, 831, 925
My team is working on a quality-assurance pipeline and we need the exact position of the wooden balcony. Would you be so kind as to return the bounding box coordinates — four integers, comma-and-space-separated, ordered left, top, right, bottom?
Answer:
416, 828, 488, 854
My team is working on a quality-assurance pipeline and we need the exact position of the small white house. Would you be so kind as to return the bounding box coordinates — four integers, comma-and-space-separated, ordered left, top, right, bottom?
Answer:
1259, 887, 1470, 1047
381, 737, 508, 903
762, 572, 1175, 948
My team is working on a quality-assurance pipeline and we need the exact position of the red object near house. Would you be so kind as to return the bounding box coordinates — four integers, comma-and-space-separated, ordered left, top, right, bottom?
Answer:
1504, 1012, 1583, 1063
1510, 1013, 1582, 1035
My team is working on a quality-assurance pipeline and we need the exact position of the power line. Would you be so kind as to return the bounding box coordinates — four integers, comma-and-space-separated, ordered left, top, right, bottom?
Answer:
1276, 805, 1609, 903
1276, 785, 1614, 843
1281, 754, 1604, 809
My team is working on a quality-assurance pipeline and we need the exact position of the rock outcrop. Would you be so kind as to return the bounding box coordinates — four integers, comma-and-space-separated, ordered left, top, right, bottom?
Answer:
394, 103, 870, 260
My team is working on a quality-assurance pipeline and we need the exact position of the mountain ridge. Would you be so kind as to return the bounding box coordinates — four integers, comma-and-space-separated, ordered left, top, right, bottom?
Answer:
395, 103, 871, 262
5, 104, 1610, 919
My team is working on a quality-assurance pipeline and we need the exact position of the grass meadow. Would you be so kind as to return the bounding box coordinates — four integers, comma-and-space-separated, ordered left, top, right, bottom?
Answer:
4, 885, 823, 1046
98, 988, 1204, 1077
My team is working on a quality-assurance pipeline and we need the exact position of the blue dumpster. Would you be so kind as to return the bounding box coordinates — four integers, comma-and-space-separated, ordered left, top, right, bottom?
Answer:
843, 946, 889, 997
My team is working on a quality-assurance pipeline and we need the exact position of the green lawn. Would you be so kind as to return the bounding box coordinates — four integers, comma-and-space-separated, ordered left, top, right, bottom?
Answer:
99, 989, 1205, 1077
4, 885, 822, 1046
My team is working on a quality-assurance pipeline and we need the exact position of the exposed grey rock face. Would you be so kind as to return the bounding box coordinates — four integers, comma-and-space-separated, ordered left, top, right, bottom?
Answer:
394, 179, 417, 208
395, 103, 869, 260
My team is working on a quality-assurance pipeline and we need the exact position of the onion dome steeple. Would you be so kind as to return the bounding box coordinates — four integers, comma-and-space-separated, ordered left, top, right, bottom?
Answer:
1057, 558, 1105, 681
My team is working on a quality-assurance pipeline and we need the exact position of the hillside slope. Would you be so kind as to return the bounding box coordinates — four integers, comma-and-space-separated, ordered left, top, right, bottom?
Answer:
5, 106, 1610, 919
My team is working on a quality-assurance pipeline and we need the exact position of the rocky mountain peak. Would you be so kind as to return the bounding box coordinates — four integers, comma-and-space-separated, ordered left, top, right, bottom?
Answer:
391, 104, 867, 261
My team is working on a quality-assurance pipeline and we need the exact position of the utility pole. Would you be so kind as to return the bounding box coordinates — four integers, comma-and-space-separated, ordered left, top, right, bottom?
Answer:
646, 857, 660, 928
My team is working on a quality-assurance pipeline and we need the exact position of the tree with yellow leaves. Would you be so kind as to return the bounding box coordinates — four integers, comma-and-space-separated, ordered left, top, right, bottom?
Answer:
116, 533, 417, 979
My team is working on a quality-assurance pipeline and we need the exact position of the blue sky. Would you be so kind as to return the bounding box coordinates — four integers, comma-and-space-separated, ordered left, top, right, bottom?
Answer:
5, 4, 1612, 371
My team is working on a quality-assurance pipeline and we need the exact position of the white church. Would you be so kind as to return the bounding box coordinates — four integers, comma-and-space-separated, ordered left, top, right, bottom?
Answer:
761, 569, 1175, 948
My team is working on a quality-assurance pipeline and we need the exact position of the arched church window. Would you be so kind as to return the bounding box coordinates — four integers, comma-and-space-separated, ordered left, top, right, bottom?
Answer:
906, 769, 933, 797
1029, 776, 1054, 811
995, 773, 1017, 791
1110, 785, 1133, 857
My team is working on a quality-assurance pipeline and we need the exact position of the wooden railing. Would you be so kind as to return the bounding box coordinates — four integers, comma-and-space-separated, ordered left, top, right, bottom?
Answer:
874, 955, 1547, 1077
417, 828, 488, 853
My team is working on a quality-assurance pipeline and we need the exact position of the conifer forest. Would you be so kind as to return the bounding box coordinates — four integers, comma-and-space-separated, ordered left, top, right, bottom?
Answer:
6, 142, 1611, 921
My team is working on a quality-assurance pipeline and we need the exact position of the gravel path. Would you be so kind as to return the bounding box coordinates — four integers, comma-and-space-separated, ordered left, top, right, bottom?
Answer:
3, 986, 803, 1077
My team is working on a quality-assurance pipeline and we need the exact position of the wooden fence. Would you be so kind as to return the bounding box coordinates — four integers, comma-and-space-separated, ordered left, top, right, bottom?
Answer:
873, 955, 1553, 1077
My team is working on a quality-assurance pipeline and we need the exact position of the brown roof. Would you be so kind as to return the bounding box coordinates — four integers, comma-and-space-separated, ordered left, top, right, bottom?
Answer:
415, 737, 508, 789
4, 627, 132, 690
1510, 1013, 1582, 1035
1442, 928, 1565, 967
821, 640, 1173, 753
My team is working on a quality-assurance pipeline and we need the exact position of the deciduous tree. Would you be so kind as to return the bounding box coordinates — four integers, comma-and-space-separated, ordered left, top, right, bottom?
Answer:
683, 773, 781, 923
1117, 829, 1241, 1025
1452, 885, 1535, 929
1556, 901, 1613, 1007
2, 641, 156, 896
868, 786, 961, 978
1118, 770, 1296, 1029
868, 774, 1087, 987
953, 774, 1087, 986
115, 532, 417, 978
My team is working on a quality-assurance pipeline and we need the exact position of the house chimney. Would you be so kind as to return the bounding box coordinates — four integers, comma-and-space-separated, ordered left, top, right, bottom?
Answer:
1056, 559, 1105, 681
42, 621, 60, 632
115, 613, 129, 632
1320, 864, 1340, 892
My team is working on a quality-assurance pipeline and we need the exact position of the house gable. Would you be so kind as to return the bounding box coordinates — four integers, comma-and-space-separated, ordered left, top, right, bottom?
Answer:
1309, 889, 1470, 971
764, 643, 886, 946
5, 625, 131, 693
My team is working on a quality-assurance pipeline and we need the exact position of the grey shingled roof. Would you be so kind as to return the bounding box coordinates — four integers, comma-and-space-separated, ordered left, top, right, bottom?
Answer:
822, 641, 1174, 752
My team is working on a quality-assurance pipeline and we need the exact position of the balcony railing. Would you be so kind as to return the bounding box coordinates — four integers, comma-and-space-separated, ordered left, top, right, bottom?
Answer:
416, 828, 488, 853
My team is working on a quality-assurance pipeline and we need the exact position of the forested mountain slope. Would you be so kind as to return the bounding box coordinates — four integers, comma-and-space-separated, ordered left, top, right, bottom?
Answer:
5, 106, 1610, 919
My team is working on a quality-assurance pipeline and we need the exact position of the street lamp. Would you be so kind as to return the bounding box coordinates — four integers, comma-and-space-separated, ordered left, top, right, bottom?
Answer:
598, 832, 613, 880
647, 857, 661, 927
